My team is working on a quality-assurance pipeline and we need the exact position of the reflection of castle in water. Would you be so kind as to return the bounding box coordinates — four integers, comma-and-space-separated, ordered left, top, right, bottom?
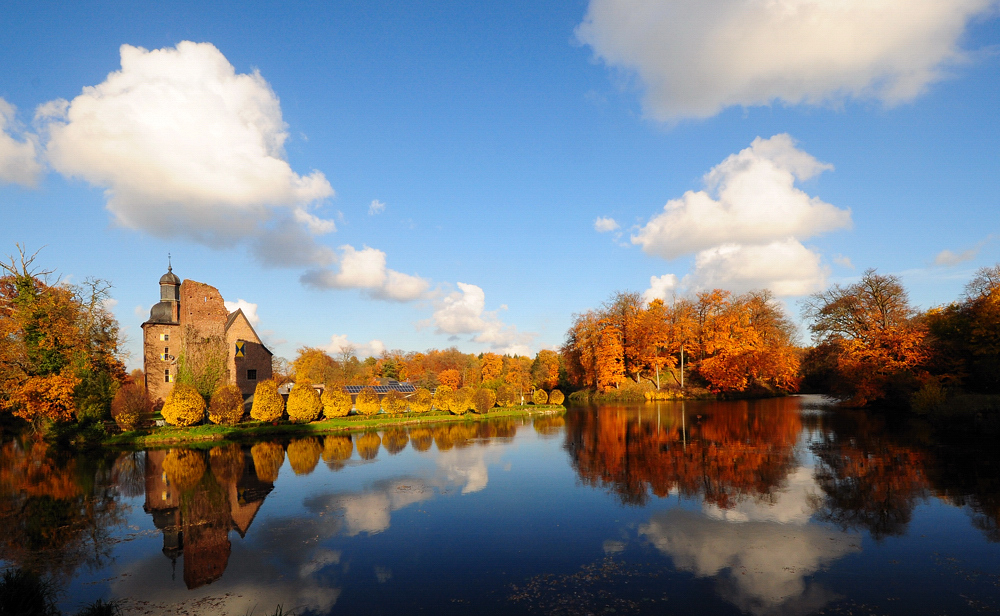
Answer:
143, 448, 273, 589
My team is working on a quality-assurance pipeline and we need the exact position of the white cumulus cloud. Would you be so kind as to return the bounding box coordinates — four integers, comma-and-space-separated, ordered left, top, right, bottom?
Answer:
324, 334, 386, 359
0, 98, 42, 186
429, 283, 534, 354
300, 245, 431, 302
633, 135, 848, 296
688, 239, 828, 296
642, 273, 678, 304
632, 135, 848, 259
39, 41, 334, 262
224, 298, 260, 325
577, 0, 998, 121
369, 199, 386, 215
594, 216, 620, 233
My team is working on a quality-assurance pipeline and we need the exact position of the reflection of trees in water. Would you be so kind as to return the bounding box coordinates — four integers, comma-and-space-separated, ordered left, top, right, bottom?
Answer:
356, 432, 381, 460
0, 439, 126, 582
163, 449, 206, 492
322, 435, 353, 470
565, 399, 801, 507
382, 430, 409, 455
111, 451, 146, 498
810, 412, 928, 540
287, 438, 322, 475
923, 430, 1000, 542
533, 415, 565, 437
251, 442, 284, 483
408, 428, 433, 452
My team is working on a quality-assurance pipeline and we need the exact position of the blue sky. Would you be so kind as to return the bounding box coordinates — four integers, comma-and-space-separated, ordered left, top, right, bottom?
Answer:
1, 0, 998, 368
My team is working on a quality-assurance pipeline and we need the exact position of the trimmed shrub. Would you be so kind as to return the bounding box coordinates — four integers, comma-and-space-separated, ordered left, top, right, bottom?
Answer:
111, 382, 151, 431
321, 387, 352, 418
163, 449, 206, 492
250, 380, 284, 422
209, 444, 244, 484
460, 386, 476, 412
356, 387, 381, 415
533, 415, 566, 436
208, 383, 244, 426
532, 389, 548, 405
409, 428, 433, 451
356, 432, 381, 460
382, 390, 407, 414
410, 388, 433, 413
251, 441, 285, 482
287, 380, 323, 423
447, 387, 468, 415
496, 384, 517, 408
287, 437, 323, 475
322, 435, 353, 464
548, 389, 565, 405
383, 429, 409, 454
432, 385, 452, 411
473, 388, 496, 414
161, 383, 206, 427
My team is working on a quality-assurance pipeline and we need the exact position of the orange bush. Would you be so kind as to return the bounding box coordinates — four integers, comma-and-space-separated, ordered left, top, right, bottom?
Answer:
208, 383, 244, 426
111, 382, 151, 431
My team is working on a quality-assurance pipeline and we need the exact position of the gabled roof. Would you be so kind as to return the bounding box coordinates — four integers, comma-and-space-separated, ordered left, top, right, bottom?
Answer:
225, 308, 273, 356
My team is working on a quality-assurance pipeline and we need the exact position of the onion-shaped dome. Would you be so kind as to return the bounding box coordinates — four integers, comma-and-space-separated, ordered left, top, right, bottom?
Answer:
159, 266, 180, 286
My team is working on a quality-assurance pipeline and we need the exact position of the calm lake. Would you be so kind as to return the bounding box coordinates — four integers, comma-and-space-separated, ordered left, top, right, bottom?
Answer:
3, 396, 1000, 615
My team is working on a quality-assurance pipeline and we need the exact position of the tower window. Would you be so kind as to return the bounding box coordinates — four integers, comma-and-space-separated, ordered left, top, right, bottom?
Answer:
159, 333, 169, 341
247, 369, 257, 381
164, 369, 172, 383
164, 347, 169, 355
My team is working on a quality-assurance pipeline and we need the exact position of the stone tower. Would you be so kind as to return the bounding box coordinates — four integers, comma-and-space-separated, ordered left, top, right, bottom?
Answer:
142, 264, 182, 402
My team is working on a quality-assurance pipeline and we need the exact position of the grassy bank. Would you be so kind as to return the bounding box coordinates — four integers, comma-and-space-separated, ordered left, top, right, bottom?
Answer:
103, 404, 566, 448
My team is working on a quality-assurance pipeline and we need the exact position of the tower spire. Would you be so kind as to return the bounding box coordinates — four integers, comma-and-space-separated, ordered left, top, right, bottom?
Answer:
168, 253, 172, 272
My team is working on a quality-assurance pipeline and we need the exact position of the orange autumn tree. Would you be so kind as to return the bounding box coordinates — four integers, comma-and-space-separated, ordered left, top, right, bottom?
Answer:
562, 287, 799, 395
531, 349, 561, 390
803, 269, 926, 406
0, 246, 126, 425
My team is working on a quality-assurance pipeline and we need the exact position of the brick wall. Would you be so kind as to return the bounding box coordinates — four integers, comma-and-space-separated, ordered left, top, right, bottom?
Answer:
225, 312, 273, 396
142, 323, 180, 403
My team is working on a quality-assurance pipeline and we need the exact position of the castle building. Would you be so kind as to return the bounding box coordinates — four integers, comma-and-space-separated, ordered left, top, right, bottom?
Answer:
142, 264, 273, 403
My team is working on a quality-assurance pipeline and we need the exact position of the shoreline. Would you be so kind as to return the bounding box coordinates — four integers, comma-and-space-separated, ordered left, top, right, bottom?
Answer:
103, 404, 567, 448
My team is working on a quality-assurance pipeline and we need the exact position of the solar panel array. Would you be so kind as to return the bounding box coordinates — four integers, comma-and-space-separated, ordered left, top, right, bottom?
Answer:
343, 382, 416, 395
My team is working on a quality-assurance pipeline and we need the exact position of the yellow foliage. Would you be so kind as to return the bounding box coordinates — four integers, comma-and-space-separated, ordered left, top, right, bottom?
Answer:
473, 388, 496, 414
209, 444, 244, 484
208, 383, 244, 426
409, 428, 433, 451
287, 437, 322, 475
532, 389, 548, 405
383, 429, 409, 454
496, 384, 517, 407
548, 389, 565, 405
287, 380, 323, 423
163, 448, 206, 492
250, 380, 284, 422
322, 435, 353, 463
251, 441, 285, 482
432, 385, 452, 411
533, 415, 566, 436
381, 390, 407, 414
321, 387, 352, 418
410, 388, 433, 413
356, 387, 381, 415
162, 382, 206, 427
481, 352, 503, 382
356, 432, 381, 460
449, 387, 474, 414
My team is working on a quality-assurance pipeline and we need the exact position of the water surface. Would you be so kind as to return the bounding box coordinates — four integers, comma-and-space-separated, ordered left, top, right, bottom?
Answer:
2, 397, 999, 615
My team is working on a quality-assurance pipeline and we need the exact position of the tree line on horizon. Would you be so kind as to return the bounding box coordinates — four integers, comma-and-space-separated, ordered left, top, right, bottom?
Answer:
3, 239, 1000, 430
562, 264, 1000, 412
